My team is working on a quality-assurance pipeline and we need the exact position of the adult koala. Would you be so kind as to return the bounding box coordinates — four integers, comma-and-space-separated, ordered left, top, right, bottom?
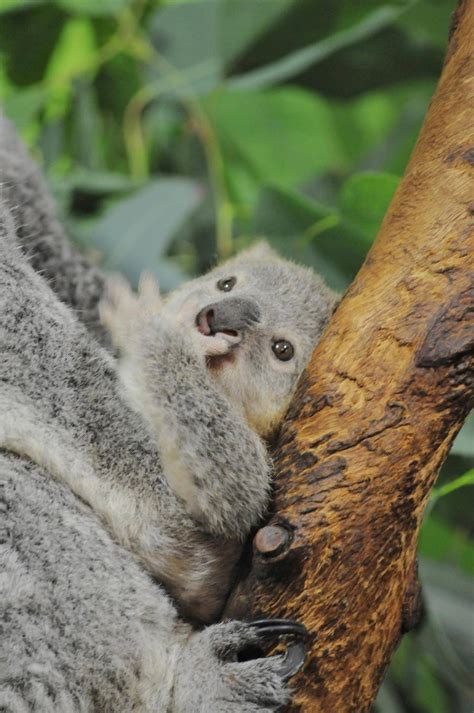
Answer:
0, 116, 333, 712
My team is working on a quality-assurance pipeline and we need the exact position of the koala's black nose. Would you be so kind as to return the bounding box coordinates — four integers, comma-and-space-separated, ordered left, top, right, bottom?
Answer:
196, 297, 261, 335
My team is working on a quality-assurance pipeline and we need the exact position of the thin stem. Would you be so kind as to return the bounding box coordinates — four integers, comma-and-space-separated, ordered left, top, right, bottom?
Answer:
120, 25, 233, 257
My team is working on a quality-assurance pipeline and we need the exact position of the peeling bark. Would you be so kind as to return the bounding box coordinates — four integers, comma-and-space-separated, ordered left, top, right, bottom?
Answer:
225, 2, 474, 711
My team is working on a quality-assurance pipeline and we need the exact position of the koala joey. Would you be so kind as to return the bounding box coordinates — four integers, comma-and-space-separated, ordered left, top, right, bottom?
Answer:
99, 243, 337, 549
0, 112, 337, 712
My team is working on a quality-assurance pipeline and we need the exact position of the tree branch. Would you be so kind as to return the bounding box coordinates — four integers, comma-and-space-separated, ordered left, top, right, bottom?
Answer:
225, 2, 474, 710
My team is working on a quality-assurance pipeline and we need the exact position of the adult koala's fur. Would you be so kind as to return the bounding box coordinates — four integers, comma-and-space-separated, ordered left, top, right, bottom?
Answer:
0, 115, 336, 712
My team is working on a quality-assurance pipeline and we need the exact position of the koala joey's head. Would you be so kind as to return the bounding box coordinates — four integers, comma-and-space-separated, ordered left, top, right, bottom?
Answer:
165, 242, 338, 439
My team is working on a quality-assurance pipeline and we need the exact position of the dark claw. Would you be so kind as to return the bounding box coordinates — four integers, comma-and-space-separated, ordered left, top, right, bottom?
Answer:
277, 639, 306, 680
249, 619, 308, 639
247, 618, 308, 680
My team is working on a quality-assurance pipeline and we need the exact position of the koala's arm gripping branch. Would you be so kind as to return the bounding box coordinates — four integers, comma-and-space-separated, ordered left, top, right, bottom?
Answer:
225, 2, 474, 711
133, 323, 271, 539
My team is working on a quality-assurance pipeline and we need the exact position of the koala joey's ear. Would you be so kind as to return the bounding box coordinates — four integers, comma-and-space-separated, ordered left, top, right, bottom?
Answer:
239, 240, 278, 262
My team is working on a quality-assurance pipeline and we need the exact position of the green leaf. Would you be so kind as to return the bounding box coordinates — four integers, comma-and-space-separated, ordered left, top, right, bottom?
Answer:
253, 185, 359, 291
88, 178, 203, 285
398, 0, 453, 49
330, 80, 435, 170
418, 559, 474, 693
147, 0, 293, 94
45, 17, 97, 83
55, 0, 132, 16
430, 470, 474, 509
56, 170, 139, 195
0, 0, 39, 13
208, 87, 345, 207
148, 258, 189, 292
339, 171, 400, 242
147, 1, 223, 94
43, 17, 97, 120
228, 5, 409, 90
450, 412, 474, 458
419, 515, 474, 576
252, 173, 400, 288
0, 3, 66, 86
254, 185, 333, 237
216, 0, 293, 68
2, 85, 46, 129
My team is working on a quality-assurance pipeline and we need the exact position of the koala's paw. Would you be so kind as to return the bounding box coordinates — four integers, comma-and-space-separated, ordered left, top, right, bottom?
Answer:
173, 620, 306, 712
99, 271, 162, 352
191, 330, 234, 359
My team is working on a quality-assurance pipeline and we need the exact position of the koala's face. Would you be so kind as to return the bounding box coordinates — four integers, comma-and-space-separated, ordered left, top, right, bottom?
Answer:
163, 243, 338, 438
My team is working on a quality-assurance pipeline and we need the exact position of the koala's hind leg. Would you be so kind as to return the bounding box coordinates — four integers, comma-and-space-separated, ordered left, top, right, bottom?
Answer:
2, 453, 295, 713
0, 451, 183, 713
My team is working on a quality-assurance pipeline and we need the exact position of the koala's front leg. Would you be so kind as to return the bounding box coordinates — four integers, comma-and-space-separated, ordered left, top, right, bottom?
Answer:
100, 276, 271, 540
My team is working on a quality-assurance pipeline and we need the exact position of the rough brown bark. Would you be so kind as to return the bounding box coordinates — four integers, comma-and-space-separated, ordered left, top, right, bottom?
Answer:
225, 2, 474, 711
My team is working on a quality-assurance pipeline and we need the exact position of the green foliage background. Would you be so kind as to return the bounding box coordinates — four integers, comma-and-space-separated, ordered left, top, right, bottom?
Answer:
1, 1, 472, 710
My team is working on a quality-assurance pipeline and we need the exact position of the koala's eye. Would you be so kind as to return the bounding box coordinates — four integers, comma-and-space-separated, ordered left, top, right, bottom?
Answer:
272, 340, 294, 362
217, 276, 236, 292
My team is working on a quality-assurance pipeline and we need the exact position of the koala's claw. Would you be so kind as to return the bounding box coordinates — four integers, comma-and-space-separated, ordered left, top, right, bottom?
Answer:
246, 619, 308, 681
249, 619, 307, 638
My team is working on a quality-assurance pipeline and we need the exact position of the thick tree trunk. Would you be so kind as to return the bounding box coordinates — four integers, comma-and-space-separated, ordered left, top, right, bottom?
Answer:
225, 2, 474, 711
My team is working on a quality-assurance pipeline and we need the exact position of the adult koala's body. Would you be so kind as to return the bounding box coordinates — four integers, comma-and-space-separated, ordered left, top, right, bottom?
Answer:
0, 116, 336, 712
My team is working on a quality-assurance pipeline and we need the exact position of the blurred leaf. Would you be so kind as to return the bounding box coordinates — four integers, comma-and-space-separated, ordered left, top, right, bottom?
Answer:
252, 184, 347, 290
253, 174, 400, 290
374, 682, 405, 713
70, 79, 104, 169
55, 170, 138, 195
149, 257, 189, 292
148, 0, 293, 94
331, 90, 401, 166
254, 184, 333, 237
339, 171, 399, 241
419, 515, 474, 576
0, 0, 39, 13
397, 0, 453, 49
148, 1, 222, 94
217, 0, 293, 68
254, 171, 400, 282
330, 80, 435, 170
229, 4, 410, 89
420, 559, 474, 692
46, 17, 97, 83
43, 17, 97, 120
413, 655, 453, 713
88, 178, 203, 284
430, 470, 474, 510
2, 85, 46, 130
55, 0, 132, 15
49, 169, 139, 214
0, 4, 66, 86
208, 87, 344, 207
450, 411, 474, 458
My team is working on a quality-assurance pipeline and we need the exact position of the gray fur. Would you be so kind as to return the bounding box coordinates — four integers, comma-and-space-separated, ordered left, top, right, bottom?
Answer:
0, 113, 109, 346
0, 116, 336, 711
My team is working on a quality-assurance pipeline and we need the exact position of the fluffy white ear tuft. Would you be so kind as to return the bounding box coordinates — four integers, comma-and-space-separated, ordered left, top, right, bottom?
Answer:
239, 240, 278, 261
